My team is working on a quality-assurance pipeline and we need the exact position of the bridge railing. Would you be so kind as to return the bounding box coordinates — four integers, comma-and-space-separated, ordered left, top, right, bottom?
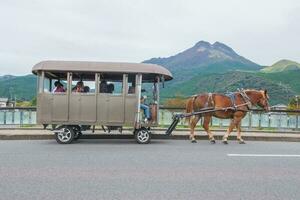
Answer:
159, 107, 300, 131
0, 107, 36, 126
0, 107, 299, 131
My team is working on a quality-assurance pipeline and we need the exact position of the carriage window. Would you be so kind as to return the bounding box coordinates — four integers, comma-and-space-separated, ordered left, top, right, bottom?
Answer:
99, 74, 123, 95
71, 74, 95, 94
51, 73, 67, 94
127, 74, 136, 95
39, 72, 68, 93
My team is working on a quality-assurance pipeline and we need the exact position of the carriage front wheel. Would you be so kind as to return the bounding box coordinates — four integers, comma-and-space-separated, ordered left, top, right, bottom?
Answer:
135, 127, 151, 144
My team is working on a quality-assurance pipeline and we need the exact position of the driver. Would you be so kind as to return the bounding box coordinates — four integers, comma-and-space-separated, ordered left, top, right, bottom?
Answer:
140, 95, 151, 122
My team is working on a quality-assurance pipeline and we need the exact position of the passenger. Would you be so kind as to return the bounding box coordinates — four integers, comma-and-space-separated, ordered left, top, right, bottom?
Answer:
52, 81, 65, 93
128, 86, 135, 94
140, 95, 151, 122
107, 83, 114, 93
72, 81, 84, 93
128, 82, 136, 94
100, 80, 108, 93
83, 86, 90, 93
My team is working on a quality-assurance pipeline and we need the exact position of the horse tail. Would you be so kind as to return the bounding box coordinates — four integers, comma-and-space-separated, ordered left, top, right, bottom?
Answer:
185, 96, 197, 125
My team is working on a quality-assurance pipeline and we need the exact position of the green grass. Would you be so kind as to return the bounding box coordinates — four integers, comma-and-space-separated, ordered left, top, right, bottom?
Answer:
256, 70, 300, 94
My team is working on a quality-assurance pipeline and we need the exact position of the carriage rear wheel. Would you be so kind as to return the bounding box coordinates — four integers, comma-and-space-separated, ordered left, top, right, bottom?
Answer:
54, 125, 75, 144
135, 127, 151, 144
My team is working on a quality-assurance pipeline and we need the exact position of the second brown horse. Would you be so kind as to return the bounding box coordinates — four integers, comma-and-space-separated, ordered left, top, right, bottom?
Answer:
186, 89, 270, 144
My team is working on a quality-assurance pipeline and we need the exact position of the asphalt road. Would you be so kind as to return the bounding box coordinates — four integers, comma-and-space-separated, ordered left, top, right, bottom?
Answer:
0, 139, 300, 200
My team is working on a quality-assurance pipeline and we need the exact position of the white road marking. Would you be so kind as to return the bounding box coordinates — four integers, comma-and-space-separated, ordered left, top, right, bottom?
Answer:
227, 154, 300, 157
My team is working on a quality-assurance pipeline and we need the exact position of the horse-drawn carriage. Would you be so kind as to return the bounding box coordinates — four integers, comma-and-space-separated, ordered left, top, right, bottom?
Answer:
32, 60, 172, 144
33, 60, 270, 145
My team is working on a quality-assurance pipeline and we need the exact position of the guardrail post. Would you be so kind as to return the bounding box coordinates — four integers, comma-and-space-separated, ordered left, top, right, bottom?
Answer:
268, 113, 271, 128
29, 110, 32, 124
249, 112, 252, 129
278, 113, 281, 129
12, 110, 15, 124
20, 111, 23, 126
161, 110, 164, 127
3, 111, 6, 125
258, 113, 262, 129
296, 114, 299, 130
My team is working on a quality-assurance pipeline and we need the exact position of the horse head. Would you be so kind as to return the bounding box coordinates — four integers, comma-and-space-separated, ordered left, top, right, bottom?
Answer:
258, 90, 270, 111
245, 89, 270, 111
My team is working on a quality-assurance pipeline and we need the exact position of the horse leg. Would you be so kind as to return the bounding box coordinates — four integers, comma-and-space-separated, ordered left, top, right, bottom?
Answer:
222, 119, 236, 144
189, 115, 200, 143
203, 115, 215, 144
236, 122, 246, 144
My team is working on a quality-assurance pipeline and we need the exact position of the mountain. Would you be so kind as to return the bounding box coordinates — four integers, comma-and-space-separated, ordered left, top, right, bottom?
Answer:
144, 41, 261, 75
0, 74, 36, 101
261, 59, 300, 73
143, 41, 299, 105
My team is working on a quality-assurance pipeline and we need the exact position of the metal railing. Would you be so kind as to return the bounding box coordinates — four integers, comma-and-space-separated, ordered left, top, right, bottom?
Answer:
0, 107, 299, 131
159, 107, 300, 131
0, 107, 36, 126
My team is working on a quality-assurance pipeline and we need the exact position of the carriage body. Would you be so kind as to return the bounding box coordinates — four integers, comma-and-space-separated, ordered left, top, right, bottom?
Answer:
32, 60, 172, 144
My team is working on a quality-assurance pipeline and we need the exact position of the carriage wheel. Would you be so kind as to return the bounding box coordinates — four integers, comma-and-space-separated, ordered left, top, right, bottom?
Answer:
54, 125, 75, 144
135, 127, 151, 144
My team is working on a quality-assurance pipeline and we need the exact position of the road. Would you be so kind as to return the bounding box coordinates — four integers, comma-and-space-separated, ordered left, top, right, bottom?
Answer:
0, 139, 300, 200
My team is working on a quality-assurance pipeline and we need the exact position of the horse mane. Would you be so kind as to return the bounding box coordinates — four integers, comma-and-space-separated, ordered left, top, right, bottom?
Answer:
243, 89, 268, 99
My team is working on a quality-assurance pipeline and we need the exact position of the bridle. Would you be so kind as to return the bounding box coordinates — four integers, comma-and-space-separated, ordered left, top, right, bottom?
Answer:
238, 89, 270, 111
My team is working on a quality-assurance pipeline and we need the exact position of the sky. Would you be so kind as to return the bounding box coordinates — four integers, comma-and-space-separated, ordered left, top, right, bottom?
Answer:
0, 0, 299, 75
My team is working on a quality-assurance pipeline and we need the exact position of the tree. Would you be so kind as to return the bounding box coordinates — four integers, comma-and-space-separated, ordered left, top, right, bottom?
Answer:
288, 95, 300, 110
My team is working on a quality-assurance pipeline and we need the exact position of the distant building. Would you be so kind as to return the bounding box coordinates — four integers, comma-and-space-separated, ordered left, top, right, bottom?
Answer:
0, 98, 8, 107
271, 104, 288, 110
0, 98, 14, 107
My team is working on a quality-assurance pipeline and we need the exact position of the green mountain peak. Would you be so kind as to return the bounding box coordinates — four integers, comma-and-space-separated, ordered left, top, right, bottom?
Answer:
261, 59, 300, 73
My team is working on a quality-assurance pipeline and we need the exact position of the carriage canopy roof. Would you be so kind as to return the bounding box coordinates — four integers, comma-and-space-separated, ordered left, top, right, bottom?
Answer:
32, 60, 173, 81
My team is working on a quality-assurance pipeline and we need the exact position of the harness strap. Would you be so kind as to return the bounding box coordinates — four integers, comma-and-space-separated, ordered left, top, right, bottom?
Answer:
239, 90, 252, 109
225, 92, 237, 110
205, 93, 214, 108
191, 95, 198, 113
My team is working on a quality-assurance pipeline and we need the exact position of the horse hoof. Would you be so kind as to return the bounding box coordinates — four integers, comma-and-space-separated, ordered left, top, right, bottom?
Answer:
210, 140, 216, 144
239, 140, 246, 144
222, 140, 228, 145
191, 140, 197, 143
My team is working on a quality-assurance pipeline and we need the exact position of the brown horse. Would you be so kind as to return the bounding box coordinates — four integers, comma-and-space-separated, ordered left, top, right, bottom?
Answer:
186, 89, 270, 144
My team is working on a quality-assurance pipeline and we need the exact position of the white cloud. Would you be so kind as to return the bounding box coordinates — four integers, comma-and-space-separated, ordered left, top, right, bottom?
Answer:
0, 0, 299, 75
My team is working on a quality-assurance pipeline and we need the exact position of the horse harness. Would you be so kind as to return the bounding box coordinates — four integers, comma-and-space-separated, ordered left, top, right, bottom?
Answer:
225, 90, 252, 111
192, 90, 252, 114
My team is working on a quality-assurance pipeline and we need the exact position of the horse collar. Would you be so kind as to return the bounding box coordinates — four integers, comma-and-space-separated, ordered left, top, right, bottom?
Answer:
240, 91, 252, 109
